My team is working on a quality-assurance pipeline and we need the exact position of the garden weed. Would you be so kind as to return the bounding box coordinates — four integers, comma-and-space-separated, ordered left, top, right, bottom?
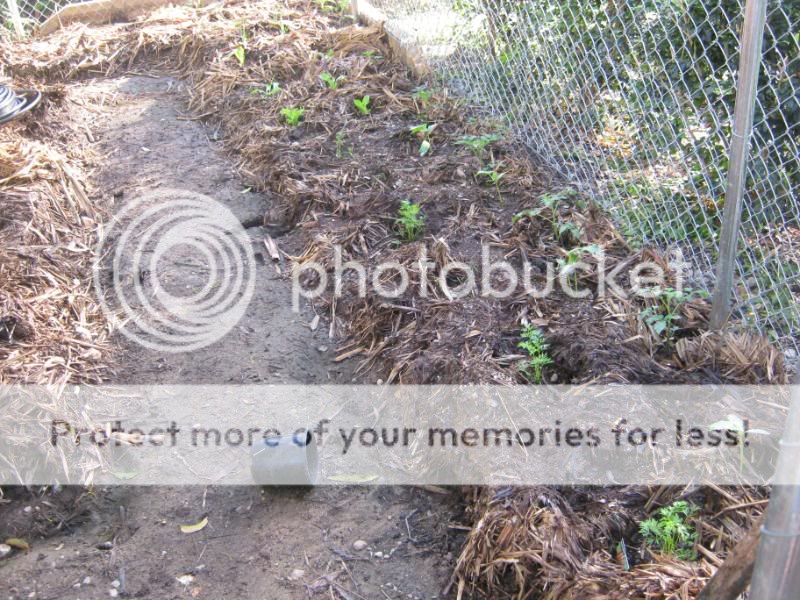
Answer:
517, 325, 553, 384
280, 106, 305, 126
395, 200, 424, 242
639, 501, 698, 560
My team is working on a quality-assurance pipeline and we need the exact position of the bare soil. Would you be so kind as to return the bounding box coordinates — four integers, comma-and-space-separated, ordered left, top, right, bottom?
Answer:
0, 75, 462, 600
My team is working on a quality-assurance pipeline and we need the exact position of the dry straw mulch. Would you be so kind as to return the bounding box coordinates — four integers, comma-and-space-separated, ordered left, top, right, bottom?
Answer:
0, 121, 110, 386
1, 0, 788, 596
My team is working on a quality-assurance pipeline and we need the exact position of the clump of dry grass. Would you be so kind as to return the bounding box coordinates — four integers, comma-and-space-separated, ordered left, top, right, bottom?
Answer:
451, 484, 768, 599
0, 133, 110, 386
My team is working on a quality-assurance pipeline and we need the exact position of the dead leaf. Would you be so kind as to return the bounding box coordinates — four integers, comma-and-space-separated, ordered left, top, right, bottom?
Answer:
5, 538, 29, 551
180, 516, 208, 534
263, 236, 280, 261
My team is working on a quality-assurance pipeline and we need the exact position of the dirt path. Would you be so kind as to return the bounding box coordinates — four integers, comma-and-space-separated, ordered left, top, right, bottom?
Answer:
1, 76, 460, 600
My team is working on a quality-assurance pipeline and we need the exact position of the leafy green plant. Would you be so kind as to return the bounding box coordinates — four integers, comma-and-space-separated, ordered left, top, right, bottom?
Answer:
270, 19, 290, 34
639, 501, 698, 560
233, 23, 248, 67
233, 45, 246, 67
558, 244, 602, 287
557, 221, 582, 244
535, 189, 583, 244
353, 95, 371, 116
412, 87, 433, 113
476, 162, 506, 203
395, 200, 424, 242
639, 286, 708, 342
314, 0, 350, 13
517, 325, 554, 384
512, 207, 543, 225
251, 81, 281, 98
409, 123, 437, 156
280, 106, 306, 126
320, 71, 344, 90
362, 50, 382, 60
456, 134, 501, 156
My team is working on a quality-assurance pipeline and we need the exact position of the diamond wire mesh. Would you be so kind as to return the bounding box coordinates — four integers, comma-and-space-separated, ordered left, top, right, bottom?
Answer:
2, 0, 71, 33
365, 0, 798, 355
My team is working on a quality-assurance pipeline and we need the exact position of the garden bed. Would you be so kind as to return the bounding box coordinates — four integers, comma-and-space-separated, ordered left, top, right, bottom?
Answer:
0, 0, 787, 597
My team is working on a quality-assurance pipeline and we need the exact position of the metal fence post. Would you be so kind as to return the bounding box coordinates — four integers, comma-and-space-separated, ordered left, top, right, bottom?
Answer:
749, 380, 800, 598
5, 0, 25, 38
709, 0, 768, 329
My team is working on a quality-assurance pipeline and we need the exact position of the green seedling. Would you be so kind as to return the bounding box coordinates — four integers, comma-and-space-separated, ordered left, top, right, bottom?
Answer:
639, 501, 698, 560
409, 123, 437, 156
270, 19, 291, 34
412, 87, 433, 112
314, 0, 350, 13
476, 162, 506, 203
395, 200, 424, 242
708, 414, 769, 472
512, 207, 543, 224
233, 45, 246, 67
539, 189, 581, 243
639, 286, 708, 342
280, 106, 305, 126
251, 81, 281, 98
557, 221, 583, 244
362, 50, 382, 60
320, 71, 344, 90
517, 325, 553, 384
353, 95, 371, 116
456, 134, 501, 156
558, 244, 602, 287
335, 130, 352, 158
233, 23, 248, 67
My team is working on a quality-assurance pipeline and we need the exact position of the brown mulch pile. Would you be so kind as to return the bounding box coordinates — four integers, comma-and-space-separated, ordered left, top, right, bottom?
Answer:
0, 96, 110, 386
1, 0, 788, 597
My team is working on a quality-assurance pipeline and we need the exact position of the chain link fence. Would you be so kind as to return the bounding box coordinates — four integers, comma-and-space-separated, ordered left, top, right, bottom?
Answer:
1, 0, 176, 37
360, 0, 798, 354
2, 0, 70, 35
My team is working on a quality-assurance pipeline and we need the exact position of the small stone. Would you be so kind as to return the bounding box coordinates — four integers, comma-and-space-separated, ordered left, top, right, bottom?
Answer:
110, 580, 120, 589
316, 345, 328, 353
0, 544, 11, 559
176, 575, 195, 586
109, 590, 118, 598
374, 551, 384, 559
352, 540, 368, 551
288, 568, 305, 581
83, 577, 92, 585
